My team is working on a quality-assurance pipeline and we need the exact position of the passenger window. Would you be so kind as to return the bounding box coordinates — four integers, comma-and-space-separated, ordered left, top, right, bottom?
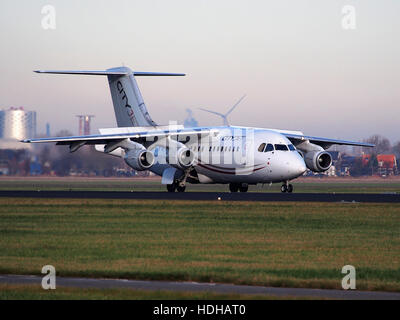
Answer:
288, 144, 296, 151
258, 143, 266, 152
274, 144, 289, 151
264, 144, 274, 152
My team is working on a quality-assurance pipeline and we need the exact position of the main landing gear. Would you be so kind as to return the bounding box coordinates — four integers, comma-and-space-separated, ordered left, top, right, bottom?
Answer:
167, 169, 191, 192
229, 183, 249, 193
167, 182, 186, 192
281, 182, 293, 193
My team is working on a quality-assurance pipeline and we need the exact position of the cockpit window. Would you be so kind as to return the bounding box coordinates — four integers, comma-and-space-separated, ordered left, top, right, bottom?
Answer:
274, 144, 289, 151
264, 143, 274, 152
288, 144, 296, 151
258, 143, 266, 152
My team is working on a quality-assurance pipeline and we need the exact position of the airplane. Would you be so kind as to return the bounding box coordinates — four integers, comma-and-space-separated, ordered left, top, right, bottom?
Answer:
22, 66, 374, 193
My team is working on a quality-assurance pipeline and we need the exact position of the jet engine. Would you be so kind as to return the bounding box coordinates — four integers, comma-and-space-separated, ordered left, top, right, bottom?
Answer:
124, 149, 155, 171
304, 151, 332, 172
168, 147, 195, 170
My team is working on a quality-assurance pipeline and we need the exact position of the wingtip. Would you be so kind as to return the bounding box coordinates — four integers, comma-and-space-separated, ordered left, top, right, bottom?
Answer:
362, 143, 375, 148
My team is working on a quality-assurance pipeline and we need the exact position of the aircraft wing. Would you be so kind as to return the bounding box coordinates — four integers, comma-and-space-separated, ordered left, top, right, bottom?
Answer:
283, 133, 375, 150
22, 128, 215, 151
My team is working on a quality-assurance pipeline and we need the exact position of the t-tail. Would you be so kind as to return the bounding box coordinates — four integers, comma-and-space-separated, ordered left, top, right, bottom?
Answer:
34, 67, 185, 127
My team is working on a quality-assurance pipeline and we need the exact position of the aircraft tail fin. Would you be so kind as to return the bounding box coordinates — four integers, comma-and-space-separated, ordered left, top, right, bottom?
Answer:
34, 67, 185, 127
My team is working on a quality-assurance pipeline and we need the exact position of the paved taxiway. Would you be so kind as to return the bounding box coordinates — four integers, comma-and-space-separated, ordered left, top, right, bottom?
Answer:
1, 274, 399, 300
0, 190, 399, 202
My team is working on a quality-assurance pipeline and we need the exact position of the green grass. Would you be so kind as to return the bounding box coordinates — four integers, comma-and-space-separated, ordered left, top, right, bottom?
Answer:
0, 177, 399, 193
0, 284, 314, 300
0, 198, 399, 293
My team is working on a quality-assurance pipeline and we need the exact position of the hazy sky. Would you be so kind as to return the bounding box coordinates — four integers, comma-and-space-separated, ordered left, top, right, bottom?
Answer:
0, 0, 399, 141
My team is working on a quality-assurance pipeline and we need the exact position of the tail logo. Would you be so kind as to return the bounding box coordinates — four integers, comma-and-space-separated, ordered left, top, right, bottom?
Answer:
117, 80, 137, 125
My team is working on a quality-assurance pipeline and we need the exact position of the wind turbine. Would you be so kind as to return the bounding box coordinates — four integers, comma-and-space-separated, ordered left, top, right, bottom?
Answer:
198, 94, 246, 126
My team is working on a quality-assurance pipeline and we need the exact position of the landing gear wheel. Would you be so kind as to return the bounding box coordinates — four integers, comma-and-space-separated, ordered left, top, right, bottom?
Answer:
287, 184, 293, 193
239, 184, 249, 193
281, 184, 288, 193
229, 183, 239, 193
167, 183, 176, 192
177, 185, 186, 192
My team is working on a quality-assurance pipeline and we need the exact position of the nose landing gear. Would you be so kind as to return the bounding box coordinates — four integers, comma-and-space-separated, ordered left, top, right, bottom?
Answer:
281, 182, 293, 193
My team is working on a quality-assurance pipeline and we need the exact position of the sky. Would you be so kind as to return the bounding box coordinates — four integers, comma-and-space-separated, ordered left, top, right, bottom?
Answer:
0, 0, 399, 142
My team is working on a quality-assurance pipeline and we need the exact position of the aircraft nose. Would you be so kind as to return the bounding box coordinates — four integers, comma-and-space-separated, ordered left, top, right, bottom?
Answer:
296, 159, 307, 175
284, 154, 307, 179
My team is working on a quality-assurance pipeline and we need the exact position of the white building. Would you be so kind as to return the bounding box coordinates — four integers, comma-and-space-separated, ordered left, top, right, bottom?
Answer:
0, 107, 36, 149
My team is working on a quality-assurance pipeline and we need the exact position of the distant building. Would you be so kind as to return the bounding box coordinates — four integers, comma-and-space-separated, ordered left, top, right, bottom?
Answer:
338, 155, 357, 176
361, 154, 371, 166
46, 123, 51, 137
29, 156, 42, 175
76, 115, 94, 135
377, 154, 397, 176
0, 107, 36, 149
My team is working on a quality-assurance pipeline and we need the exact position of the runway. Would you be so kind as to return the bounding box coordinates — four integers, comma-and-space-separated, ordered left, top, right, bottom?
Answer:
0, 190, 399, 202
1, 274, 399, 300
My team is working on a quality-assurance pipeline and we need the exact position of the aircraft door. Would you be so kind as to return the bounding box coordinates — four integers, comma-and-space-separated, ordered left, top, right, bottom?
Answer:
264, 143, 275, 176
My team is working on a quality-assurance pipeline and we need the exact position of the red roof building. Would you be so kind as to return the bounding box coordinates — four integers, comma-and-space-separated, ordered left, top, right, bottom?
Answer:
361, 154, 371, 166
377, 154, 397, 176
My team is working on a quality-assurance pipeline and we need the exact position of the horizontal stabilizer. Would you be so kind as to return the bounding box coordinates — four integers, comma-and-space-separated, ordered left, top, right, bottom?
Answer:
133, 72, 185, 76
34, 70, 129, 76
34, 66, 185, 128
34, 70, 185, 76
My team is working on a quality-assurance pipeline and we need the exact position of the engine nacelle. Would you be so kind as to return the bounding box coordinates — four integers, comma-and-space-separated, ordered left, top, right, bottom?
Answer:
124, 149, 154, 171
168, 147, 195, 170
304, 151, 332, 172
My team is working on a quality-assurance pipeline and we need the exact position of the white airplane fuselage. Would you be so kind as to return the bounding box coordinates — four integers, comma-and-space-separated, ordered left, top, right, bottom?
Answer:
149, 127, 307, 185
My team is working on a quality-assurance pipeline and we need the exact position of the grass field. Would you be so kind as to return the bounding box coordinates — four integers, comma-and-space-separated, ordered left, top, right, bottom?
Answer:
0, 176, 400, 193
0, 284, 315, 300
0, 197, 399, 297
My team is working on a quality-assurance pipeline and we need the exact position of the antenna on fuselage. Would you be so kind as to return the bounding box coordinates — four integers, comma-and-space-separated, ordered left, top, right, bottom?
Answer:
198, 94, 246, 126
